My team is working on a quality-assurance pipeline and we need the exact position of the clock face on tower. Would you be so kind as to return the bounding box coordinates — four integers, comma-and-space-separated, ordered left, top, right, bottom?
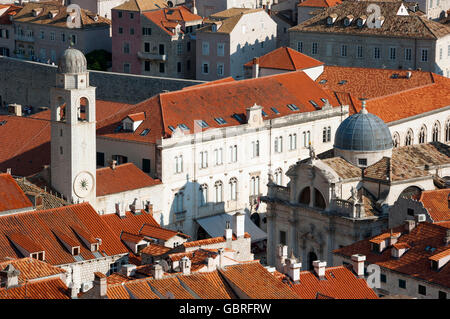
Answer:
73, 171, 94, 198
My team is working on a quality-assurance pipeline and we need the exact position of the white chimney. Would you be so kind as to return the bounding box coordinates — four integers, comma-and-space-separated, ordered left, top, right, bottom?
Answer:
285, 252, 301, 282
404, 219, 416, 233
207, 257, 215, 271
276, 245, 288, 272
406, 71, 412, 79
151, 264, 163, 280
218, 248, 225, 268
69, 282, 79, 299
233, 212, 245, 239
252, 57, 260, 78
224, 220, 232, 241
313, 260, 326, 279
180, 256, 191, 275
0, 264, 19, 288
415, 214, 426, 223
93, 272, 107, 298
8, 103, 22, 116
351, 254, 366, 277
121, 264, 137, 277
115, 203, 125, 218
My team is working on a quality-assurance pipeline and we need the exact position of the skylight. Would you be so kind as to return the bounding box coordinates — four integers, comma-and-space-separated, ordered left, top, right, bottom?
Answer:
287, 104, 299, 111
197, 120, 209, 128
215, 117, 227, 125
309, 100, 320, 109
168, 125, 175, 131
140, 129, 150, 136
271, 107, 280, 114
319, 79, 327, 84
179, 123, 189, 131
232, 114, 244, 123
338, 80, 347, 85
261, 110, 268, 117
0, 120, 6, 126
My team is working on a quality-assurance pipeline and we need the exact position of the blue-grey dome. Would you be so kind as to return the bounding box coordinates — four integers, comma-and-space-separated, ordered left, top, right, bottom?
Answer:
334, 104, 393, 152
57, 48, 87, 74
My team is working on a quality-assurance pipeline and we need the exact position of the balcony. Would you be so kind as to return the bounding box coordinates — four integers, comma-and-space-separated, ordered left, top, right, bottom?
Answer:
15, 35, 35, 43
137, 51, 166, 61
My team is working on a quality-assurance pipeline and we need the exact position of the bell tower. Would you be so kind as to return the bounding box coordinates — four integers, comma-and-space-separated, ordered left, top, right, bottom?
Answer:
50, 48, 96, 206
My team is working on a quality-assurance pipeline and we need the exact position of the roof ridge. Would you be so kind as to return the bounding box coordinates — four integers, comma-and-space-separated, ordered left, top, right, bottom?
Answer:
417, 15, 439, 40
366, 82, 437, 102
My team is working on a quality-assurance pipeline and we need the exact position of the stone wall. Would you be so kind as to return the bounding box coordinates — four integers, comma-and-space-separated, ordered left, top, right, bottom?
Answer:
0, 56, 205, 107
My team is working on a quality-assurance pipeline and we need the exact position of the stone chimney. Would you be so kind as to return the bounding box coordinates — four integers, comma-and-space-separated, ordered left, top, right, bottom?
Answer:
180, 256, 191, 275
351, 254, 366, 278
313, 260, 326, 279
233, 211, 245, 239
252, 57, 260, 78
207, 257, 215, 271
285, 251, 301, 282
404, 219, 416, 233
224, 220, 232, 241
151, 264, 163, 280
276, 245, 288, 272
69, 282, 79, 299
121, 264, 137, 277
0, 264, 20, 288
93, 272, 107, 298
191, 0, 197, 14
109, 160, 117, 170
115, 203, 125, 218
8, 103, 22, 117
406, 71, 412, 79
218, 248, 225, 268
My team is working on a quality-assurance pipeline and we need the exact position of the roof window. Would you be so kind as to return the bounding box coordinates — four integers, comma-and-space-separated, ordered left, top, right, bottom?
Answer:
140, 129, 150, 136
271, 107, 280, 114
215, 117, 227, 125
197, 120, 209, 128
232, 114, 244, 123
287, 104, 299, 111
261, 110, 268, 117
178, 123, 189, 131
309, 100, 320, 109
168, 125, 175, 131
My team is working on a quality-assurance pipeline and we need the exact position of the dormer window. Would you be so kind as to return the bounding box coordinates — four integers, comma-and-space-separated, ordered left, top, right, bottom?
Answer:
378, 16, 385, 27
91, 243, 99, 252
72, 246, 80, 256
344, 15, 354, 26
357, 16, 367, 28
326, 14, 337, 25
212, 24, 217, 32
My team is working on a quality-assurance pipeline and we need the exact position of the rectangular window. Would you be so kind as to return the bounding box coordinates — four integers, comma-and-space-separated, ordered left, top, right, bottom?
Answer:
175, 155, 183, 173
202, 62, 209, 74
217, 63, 224, 76
279, 231, 286, 245
448, 45, 450, 57
177, 43, 183, 55
130, 12, 134, 19
399, 279, 406, 289
407, 208, 414, 216
123, 63, 130, 73
358, 158, 367, 166
439, 291, 447, 299
275, 136, 283, 153
142, 27, 151, 35
418, 285, 426, 295
200, 151, 208, 168
252, 140, 260, 157
312, 42, 318, 55
187, 60, 191, 71
142, 159, 151, 173
61, 33, 65, 42
130, 28, 134, 35
357, 45, 363, 58
50, 32, 55, 41
159, 44, 165, 55
71, 34, 77, 45
380, 273, 386, 283
123, 42, 130, 54
177, 62, 182, 73
144, 61, 150, 71
118, 11, 122, 18
439, 47, 443, 60
297, 41, 303, 53
389, 47, 396, 60
341, 44, 347, 57
144, 42, 150, 52
202, 41, 209, 55
289, 134, 297, 150
421, 49, 428, 62
118, 27, 123, 34
217, 43, 225, 56
40, 30, 44, 39
374, 47, 380, 59
159, 62, 165, 73
405, 48, 412, 61
214, 148, 223, 165
187, 41, 191, 52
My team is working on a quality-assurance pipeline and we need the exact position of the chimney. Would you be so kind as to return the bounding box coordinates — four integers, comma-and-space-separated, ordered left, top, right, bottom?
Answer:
206, 257, 215, 271
151, 264, 163, 280
115, 203, 125, 218
109, 160, 117, 170
93, 272, 107, 298
388, 230, 398, 246
285, 251, 301, 282
406, 71, 412, 79
218, 248, 225, 268
276, 245, 288, 271
69, 282, 79, 299
6, 168, 11, 175
415, 214, 426, 223
121, 264, 137, 277
252, 57, 260, 78
233, 212, 245, 239
351, 254, 366, 278
313, 260, 326, 279
191, 0, 197, 14
404, 219, 416, 233
444, 229, 450, 246
265, 266, 276, 274
8, 104, 22, 117
180, 256, 191, 275
0, 264, 20, 288
224, 220, 232, 241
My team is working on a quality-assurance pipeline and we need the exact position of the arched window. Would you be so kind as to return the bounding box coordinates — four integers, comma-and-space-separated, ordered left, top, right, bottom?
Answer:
250, 176, 260, 196
432, 121, 440, 142
314, 188, 326, 209
199, 184, 208, 206
214, 181, 223, 203
393, 132, 400, 148
299, 187, 310, 205
274, 168, 283, 185
55, 97, 65, 121
445, 119, 450, 142
174, 191, 184, 212
418, 125, 427, 144
229, 178, 237, 201
399, 186, 422, 200
78, 97, 89, 121
405, 129, 413, 146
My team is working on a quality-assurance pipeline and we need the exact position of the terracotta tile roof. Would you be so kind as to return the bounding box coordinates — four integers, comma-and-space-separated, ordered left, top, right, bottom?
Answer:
100, 210, 159, 239
0, 202, 128, 265
369, 232, 401, 244
244, 46, 323, 71
123, 279, 160, 298
13, 2, 110, 28
298, 0, 342, 8
289, 266, 378, 299
177, 271, 236, 299
113, 0, 168, 12
169, 249, 218, 272
139, 224, 189, 241
106, 284, 132, 299
393, 242, 411, 250
148, 276, 195, 298
429, 248, 450, 261
334, 222, 450, 288
140, 243, 171, 256
0, 257, 65, 283
142, 6, 202, 36
219, 261, 300, 299
0, 173, 33, 213
0, 4, 21, 25
107, 273, 132, 284
0, 277, 69, 299
96, 163, 161, 197
322, 157, 361, 179
14, 178, 67, 210
419, 189, 450, 222
291, 1, 450, 39
182, 232, 250, 248
98, 71, 340, 144
0, 100, 133, 177
200, 9, 265, 34
127, 112, 145, 122
121, 231, 145, 244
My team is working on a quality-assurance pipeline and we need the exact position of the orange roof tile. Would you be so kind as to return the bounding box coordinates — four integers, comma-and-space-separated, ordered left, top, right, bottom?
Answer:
0, 173, 33, 212
121, 231, 145, 244
139, 224, 189, 241
244, 46, 323, 71
177, 271, 236, 299
142, 6, 202, 36
148, 276, 195, 299
429, 248, 450, 261
96, 163, 161, 197
127, 112, 146, 122
289, 266, 378, 299
169, 249, 218, 272
0, 277, 69, 299
107, 272, 132, 284
219, 261, 299, 299
334, 222, 450, 288
369, 232, 401, 244
140, 243, 171, 256
0, 4, 21, 25
0, 258, 65, 283
298, 0, 342, 7
419, 189, 450, 222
